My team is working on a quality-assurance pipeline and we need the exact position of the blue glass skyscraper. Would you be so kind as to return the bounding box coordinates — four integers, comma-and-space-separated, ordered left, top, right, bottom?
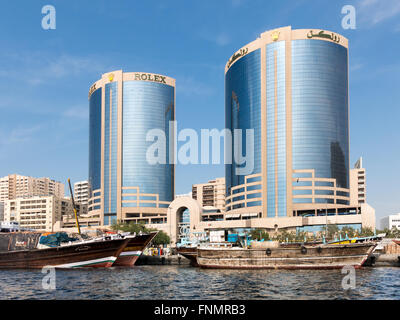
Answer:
225, 27, 349, 218
88, 70, 175, 226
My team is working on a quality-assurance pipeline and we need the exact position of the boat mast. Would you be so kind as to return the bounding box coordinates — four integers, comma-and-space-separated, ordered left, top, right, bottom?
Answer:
325, 203, 328, 240
68, 178, 81, 235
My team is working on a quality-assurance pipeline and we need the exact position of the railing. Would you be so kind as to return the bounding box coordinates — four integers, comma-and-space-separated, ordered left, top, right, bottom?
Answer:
225, 173, 262, 211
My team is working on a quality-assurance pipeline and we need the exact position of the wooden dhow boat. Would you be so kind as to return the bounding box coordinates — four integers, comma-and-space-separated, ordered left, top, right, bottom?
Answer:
0, 232, 130, 269
196, 241, 377, 270
176, 246, 199, 267
113, 231, 158, 267
177, 242, 233, 267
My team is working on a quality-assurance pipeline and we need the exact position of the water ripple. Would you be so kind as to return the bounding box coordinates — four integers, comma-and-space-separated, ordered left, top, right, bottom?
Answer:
0, 266, 398, 300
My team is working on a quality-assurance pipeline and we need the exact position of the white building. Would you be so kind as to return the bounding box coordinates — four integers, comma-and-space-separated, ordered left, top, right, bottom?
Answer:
380, 213, 400, 230
73, 180, 90, 205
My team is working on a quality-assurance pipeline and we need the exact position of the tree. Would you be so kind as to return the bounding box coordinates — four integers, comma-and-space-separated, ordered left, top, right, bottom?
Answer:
294, 231, 307, 242
250, 229, 270, 241
359, 227, 374, 237
111, 221, 170, 245
340, 226, 356, 239
274, 230, 296, 242
327, 225, 339, 240
150, 230, 171, 246
376, 228, 394, 238
111, 221, 147, 234
389, 227, 400, 238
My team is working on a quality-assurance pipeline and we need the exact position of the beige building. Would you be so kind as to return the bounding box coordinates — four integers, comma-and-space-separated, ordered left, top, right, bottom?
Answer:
0, 174, 64, 203
0, 202, 4, 222
4, 196, 83, 232
192, 177, 225, 211
162, 196, 376, 245
350, 157, 366, 205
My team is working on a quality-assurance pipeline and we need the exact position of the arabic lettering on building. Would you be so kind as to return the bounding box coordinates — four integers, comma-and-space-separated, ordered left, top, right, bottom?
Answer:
227, 48, 249, 69
306, 30, 340, 43
88, 83, 97, 99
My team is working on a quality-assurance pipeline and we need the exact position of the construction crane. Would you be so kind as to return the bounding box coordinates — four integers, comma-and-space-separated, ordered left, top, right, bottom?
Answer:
67, 178, 81, 235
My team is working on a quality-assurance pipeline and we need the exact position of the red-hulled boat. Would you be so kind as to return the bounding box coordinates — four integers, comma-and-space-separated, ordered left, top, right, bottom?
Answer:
113, 231, 158, 267
0, 232, 130, 269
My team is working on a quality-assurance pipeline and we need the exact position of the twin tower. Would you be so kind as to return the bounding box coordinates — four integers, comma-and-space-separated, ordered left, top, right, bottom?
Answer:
88, 26, 350, 226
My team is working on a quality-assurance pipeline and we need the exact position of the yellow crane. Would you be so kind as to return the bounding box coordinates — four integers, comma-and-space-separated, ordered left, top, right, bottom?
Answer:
67, 178, 81, 235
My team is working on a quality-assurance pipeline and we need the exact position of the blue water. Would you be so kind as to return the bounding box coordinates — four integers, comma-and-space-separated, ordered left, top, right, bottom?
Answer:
0, 265, 399, 300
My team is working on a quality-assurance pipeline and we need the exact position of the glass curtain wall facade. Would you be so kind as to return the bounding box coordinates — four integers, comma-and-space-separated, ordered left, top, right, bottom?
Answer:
225, 27, 350, 218
122, 81, 174, 208
104, 81, 118, 223
89, 88, 102, 196
225, 50, 262, 210
291, 40, 349, 193
266, 41, 287, 217
88, 71, 175, 225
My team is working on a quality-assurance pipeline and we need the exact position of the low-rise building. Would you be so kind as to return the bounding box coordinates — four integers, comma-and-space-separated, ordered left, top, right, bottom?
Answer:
164, 197, 376, 245
380, 213, 400, 230
3, 196, 84, 232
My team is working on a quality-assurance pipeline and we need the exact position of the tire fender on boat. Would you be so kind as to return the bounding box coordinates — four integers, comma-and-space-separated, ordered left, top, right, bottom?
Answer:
266, 248, 272, 256
301, 246, 307, 254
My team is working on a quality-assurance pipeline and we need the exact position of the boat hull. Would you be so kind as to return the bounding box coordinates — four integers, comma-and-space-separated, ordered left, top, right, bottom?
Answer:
197, 243, 377, 270
0, 237, 129, 269
113, 232, 158, 267
176, 247, 198, 267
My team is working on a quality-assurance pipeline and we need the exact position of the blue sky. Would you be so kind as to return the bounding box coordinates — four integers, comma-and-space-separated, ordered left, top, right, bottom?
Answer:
0, 0, 399, 222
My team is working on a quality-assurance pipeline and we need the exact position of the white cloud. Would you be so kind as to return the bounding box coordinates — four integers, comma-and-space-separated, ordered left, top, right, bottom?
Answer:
63, 105, 89, 120
176, 76, 216, 96
46, 55, 102, 78
0, 51, 113, 86
350, 63, 363, 71
0, 125, 42, 146
357, 0, 400, 26
199, 30, 231, 47
214, 33, 231, 46
231, 0, 245, 8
